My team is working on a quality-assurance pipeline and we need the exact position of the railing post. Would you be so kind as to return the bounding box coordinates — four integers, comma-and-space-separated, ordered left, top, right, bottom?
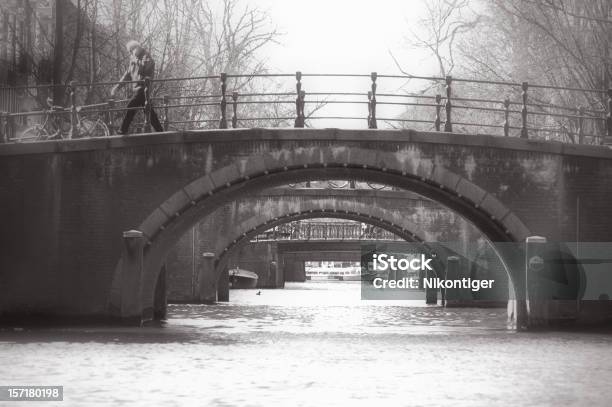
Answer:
68, 84, 78, 140
299, 90, 306, 126
434, 94, 441, 131
7, 113, 14, 142
577, 106, 584, 144
607, 89, 612, 144
143, 78, 152, 133
294, 71, 305, 128
106, 99, 115, 135
232, 91, 238, 128
521, 81, 529, 139
503, 98, 510, 137
369, 72, 377, 129
444, 75, 452, 132
367, 91, 372, 128
219, 72, 227, 129
0, 112, 7, 143
163, 95, 169, 131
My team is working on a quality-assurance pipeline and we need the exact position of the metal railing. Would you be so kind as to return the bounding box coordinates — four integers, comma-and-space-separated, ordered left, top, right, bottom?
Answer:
1, 72, 610, 145
251, 220, 401, 242
286, 180, 395, 190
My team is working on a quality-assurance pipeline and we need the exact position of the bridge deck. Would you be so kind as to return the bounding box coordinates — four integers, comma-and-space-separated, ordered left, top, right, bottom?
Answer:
2, 128, 612, 160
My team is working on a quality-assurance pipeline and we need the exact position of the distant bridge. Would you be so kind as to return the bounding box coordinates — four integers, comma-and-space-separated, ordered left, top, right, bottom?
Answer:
165, 186, 483, 301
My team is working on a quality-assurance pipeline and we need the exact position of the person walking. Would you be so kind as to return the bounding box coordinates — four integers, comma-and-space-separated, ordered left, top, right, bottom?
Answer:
110, 40, 164, 134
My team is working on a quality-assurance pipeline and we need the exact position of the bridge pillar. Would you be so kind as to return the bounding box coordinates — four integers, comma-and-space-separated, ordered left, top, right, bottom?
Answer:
283, 254, 306, 282
425, 268, 437, 305
153, 263, 168, 320
120, 230, 145, 326
199, 252, 217, 303
444, 256, 459, 306
444, 256, 472, 307
270, 260, 284, 288
293, 261, 306, 282
217, 267, 230, 302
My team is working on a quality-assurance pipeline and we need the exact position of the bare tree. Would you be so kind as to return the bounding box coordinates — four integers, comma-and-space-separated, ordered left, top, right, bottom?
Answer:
391, 0, 609, 142
400, 0, 480, 78
460, 0, 611, 141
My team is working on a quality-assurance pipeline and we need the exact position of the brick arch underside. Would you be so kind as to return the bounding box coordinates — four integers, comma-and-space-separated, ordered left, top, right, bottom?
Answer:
109, 148, 531, 318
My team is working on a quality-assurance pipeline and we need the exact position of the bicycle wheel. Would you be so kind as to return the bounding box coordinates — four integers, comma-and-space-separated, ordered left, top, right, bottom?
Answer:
327, 181, 349, 189
19, 125, 50, 142
79, 119, 110, 138
366, 182, 387, 190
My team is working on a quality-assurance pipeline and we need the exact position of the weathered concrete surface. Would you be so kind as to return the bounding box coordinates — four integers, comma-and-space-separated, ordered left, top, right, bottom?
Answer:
1, 128, 612, 327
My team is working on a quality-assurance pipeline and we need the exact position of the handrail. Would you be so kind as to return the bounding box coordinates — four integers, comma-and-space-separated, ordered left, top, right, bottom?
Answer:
0, 72, 609, 145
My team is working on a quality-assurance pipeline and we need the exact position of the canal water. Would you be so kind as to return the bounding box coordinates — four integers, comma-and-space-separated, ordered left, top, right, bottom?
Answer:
1, 281, 612, 406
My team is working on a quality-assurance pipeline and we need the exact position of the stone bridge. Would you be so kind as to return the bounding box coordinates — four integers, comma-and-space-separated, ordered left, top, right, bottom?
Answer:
166, 186, 486, 302
2, 128, 612, 328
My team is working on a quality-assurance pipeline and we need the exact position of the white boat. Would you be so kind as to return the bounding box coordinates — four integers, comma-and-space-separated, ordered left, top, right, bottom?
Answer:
229, 268, 259, 289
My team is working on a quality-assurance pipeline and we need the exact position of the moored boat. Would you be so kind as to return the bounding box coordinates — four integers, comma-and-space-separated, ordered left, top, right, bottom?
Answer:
229, 268, 259, 289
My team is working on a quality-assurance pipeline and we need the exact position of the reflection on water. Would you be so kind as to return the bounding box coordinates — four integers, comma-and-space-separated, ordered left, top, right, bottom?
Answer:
1, 282, 612, 406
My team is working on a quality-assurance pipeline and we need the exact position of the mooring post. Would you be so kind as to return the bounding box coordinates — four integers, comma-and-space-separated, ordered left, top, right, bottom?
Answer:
503, 98, 510, 137
369, 72, 377, 129
120, 230, 145, 326
526, 236, 548, 328
143, 78, 152, 133
219, 73, 227, 129
294, 71, 305, 128
444, 75, 452, 132
435, 94, 442, 131
232, 91, 238, 129
521, 81, 529, 139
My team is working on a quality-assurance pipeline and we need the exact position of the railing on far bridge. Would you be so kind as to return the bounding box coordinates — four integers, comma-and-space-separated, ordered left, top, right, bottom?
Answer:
251, 220, 402, 242
1, 72, 611, 145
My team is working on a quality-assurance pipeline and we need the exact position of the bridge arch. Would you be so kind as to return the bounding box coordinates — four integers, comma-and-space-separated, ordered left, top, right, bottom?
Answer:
213, 209, 424, 275
110, 145, 530, 320
211, 202, 424, 255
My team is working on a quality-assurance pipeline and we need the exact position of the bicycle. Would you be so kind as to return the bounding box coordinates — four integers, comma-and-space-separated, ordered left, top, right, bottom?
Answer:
19, 98, 110, 142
